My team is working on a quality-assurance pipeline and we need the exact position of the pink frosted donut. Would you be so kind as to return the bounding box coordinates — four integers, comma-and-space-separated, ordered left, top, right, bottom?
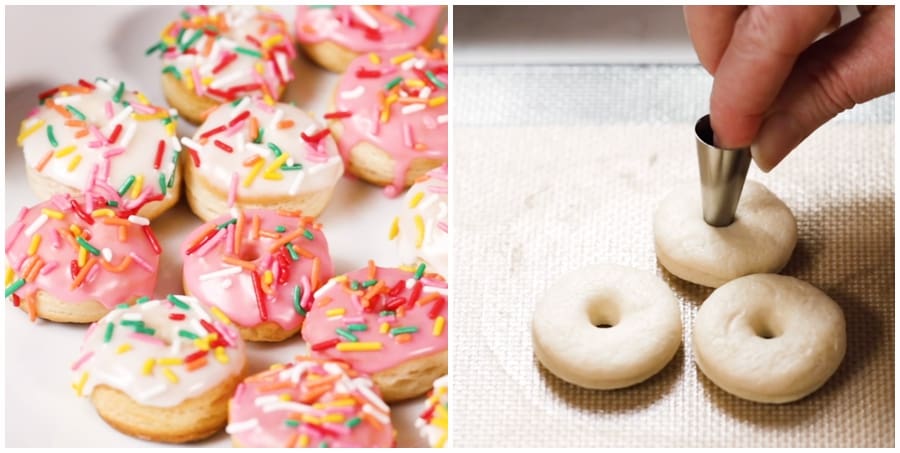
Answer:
227, 356, 394, 447
295, 5, 444, 73
301, 262, 447, 401
328, 47, 448, 197
181, 208, 334, 342
5, 193, 161, 323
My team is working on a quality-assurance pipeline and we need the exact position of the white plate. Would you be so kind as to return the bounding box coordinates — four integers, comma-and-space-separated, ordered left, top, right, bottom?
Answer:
5, 5, 439, 448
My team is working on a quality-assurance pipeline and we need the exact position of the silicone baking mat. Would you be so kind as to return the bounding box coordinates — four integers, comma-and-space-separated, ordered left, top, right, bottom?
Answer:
452, 64, 894, 447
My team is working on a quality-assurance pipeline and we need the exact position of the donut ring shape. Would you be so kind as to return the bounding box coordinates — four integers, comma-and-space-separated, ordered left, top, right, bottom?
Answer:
693, 273, 846, 404
531, 264, 682, 389
653, 180, 797, 288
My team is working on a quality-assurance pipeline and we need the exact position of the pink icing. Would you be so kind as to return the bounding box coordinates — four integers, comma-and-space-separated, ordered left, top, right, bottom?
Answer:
295, 5, 442, 53
301, 264, 448, 375
332, 48, 448, 196
5, 194, 160, 309
181, 209, 334, 332
227, 357, 394, 447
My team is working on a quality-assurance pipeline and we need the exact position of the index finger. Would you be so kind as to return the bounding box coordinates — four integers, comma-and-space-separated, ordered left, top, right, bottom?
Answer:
683, 6, 744, 74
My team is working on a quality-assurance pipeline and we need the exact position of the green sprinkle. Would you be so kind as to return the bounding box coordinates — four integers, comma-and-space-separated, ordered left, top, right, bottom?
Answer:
104, 323, 115, 343
414, 263, 426, 280
385, 76, 403, 90
106, 200, 118, 207
162, 65, 182, 80
284, 419, 300, 428
347, 324, 368, 332
390, 326, 419, 336
180, 29, 203, 52
76, 237, 101, 256
350, 281, 360, 291
361, 279, 378, 288
113, 81, 125, 104
281, 163, 303, 171
162, 116, 175, 125
345, 416, 362, 428
47, 125, 58, 147
137, 296, 150, 304
426, 70, 446, 89
379, 310, 395, 317
303, 229, 314, 240
180, 10, 191, 20
394, 12, 415, 27
117, 175, 136, 196
158, 173, 168, 196
267, 142, 283, 157
178, 330, 199, 340
65, 105, 86, 120
234, 47, 262, 58
319, 441, 328, 448
254, 128, 264, 144
135, 326, 156, 336
285, 242, 299, 261
167, 155, 180, 188
175, 28, 186, 46
6, 278, 25, 297
145, 41, 165, 56
116, 303, 131, 309
231, 98, 244, 106
335, 328, 358, 342
167, 294, 190, 310
275, 225, 286, 233
217, 218, 237, 229
293, 286, 306, 315
120, 320, 145, 327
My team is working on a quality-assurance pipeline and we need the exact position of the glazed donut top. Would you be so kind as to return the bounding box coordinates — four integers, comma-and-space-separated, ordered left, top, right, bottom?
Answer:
181, 208, 334, 331
149, 5, 295, 104
416, 374, 449, 448
295, 5, 443, 53
5, 193, 161, 310
331, 48, 448, 197
227, 356, 393, 448
187, 97, 344, 200
18, 78, 179, 209
71, 295, 246, 407
390, 163, 448, 277
301, 262, 448, 375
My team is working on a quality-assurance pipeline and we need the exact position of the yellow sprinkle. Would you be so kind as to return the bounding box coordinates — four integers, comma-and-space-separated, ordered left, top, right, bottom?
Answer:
263, 270, 273, 285
298, 434, 310, 448
133, 112, 169, 121
433, 316, 445, 336
215, 346, 229, 364
433, 415, 448, 429
301, 414, 320, 424
390, 52, 414, 64
160, 23, 175, 41
263, 93, 275, 106
336, 342, 382, 352
54, 145, 77, 158
380, 108, 390, 124
334, 275, 349, 283
77, 245, 87, 267
5, 267, 14, 286
368, 53, 381, 64
255, 61, 265, 74
263, 34, 283, 48
398, 264, 417, 272
72, 371, 89, 397
435, 403, 448, 419
409, 191, 424, 208
438, 35, 448, 45
165, 121, 176, 137
201, 76, 213, 87
435, 432, 447, 448
323, 413, 344, 423
428, 96, 447, 107
388, 217, 399, 240
41, 208, 64, 219
269, 363, 286, 371
136, 92, 150, 105
210, 305, 232, 325
194, 337, 210, 351
326, 308, 345, 317
414, 215, 425, 248
379, 322, 390, 334
242, 159, 265, 188
263, 153, 290, 179
69, 224, 82, 236
385, 93, 399, 105
17, 119, 45, 145
27, 235, 41, 256
279, 393, 292, 401
162, 367, 179, 383
183, 69, 194, 90
131, 174, 143, 199
405, 79, 426, 88
91, 209, 115, 218
325, 398, 357, 407
158, 357, 184, 366
67, 154, 82, 172
142, 359, 155, 375
116, 343, 132, 354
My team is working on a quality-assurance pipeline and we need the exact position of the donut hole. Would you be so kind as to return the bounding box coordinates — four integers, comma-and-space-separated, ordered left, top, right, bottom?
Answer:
238, 243, 262, 262
587, 297, 621, 329
749, 315, 782, 340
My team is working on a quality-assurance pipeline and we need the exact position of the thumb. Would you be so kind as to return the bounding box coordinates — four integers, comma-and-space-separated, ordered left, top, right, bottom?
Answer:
752, 6, 894, 172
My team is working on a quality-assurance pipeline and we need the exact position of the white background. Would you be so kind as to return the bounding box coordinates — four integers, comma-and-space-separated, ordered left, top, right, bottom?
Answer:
4, 5, 439, 447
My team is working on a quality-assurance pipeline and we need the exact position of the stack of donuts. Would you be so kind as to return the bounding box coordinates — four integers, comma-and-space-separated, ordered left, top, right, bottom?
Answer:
7, 5, 448, 447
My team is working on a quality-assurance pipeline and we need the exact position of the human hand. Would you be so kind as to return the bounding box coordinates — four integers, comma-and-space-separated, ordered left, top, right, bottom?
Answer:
684, 6, 894, 171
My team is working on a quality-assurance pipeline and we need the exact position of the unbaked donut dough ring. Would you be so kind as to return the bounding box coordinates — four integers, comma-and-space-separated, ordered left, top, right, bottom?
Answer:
653, 180, 797, 288
693, 274, 846, 404
531, 264, 682, 390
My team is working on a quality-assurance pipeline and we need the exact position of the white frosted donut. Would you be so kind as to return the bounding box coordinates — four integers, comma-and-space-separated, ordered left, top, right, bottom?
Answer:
390, 164, 448, 277
653, 180, 797, 288
693, 274, 846, 403
531, 264, 682, 389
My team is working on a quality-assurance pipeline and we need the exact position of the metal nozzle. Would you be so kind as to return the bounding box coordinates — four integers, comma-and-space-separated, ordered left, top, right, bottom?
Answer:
695, 114, 751, 227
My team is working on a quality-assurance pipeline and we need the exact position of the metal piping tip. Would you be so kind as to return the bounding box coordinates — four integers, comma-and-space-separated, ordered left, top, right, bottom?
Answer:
695, 114, 751, 227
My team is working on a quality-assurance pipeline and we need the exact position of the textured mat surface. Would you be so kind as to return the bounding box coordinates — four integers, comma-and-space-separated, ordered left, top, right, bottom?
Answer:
453, 65, 895, 447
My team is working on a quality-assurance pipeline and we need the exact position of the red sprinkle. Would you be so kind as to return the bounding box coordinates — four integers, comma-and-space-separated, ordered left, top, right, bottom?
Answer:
206, 88, 235, 101
11, 294, 21, 307
323, 111, 353, 119
251, 271, 268, 321
108, 124, 122, 144
38, 87, 59, 101
228, 110, 250, 127
311, 338, 341, 351
227, 83, 261, 95
214, 140, 233, 153
78, 79, 96, 90
185, 228, 218, 255
200, 125, 227, 139
212, 52, 238, 74
153, 140, 165, 169
388, 280, 406, 296
300, 128, 330, 144
385, 296, 406, 311
70, 200, 94, 225
245, 34, 262, 48
413, 67, 437, 90
69, 260, 80, 280
407, 280, 423, 308
364, 28, 382, 41
169, 313, 186, 320
184, 349, 208, 363
427, 296, 445, 320
188, 149, 201, 167
142, 225, 161, 254
356, 68, 382, 78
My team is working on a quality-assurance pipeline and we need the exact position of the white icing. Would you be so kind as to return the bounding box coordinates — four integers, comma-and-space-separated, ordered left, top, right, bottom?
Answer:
394, 167, 448, 277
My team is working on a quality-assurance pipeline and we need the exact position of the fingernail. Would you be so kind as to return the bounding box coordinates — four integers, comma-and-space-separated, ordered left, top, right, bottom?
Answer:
751, 112, 804, 173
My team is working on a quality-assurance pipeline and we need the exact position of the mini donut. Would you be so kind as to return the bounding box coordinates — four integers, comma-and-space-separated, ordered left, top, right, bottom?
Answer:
227, 356, 394, 447
72, 295, 247, 443
415, 374, 449, 448
17, 77, 181, 220
295, 5, 444, 73
654, 180, 797, 288
5, 193, 161, 323
328, 47, 448, 197
694, 274, 846, 403
149, 5, 296, 125
183, 97, 344, 221
181, 208, 334, 342
390, 163, 448, 277
531, 264, 682, 389
301, 262, 448, 402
